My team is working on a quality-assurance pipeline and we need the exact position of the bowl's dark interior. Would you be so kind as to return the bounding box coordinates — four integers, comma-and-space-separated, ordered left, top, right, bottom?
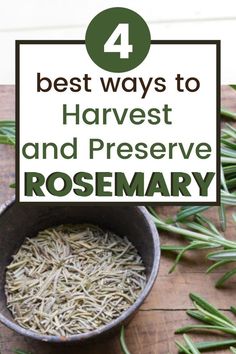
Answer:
0, 203, 158, 329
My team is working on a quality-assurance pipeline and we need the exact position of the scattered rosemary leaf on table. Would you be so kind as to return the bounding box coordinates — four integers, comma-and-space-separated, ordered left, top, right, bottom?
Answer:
178, 339, 236, 353
176, 334, 201, 354
120, 326, 131, 354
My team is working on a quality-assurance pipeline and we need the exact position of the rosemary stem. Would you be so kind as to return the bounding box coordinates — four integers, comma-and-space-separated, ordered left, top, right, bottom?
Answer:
151, 215, 236, 249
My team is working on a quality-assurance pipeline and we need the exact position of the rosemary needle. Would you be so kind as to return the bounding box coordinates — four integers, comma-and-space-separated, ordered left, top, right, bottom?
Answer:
120, 326, 131, 354
176, 293, 236, 338
0, 120, 15, 145
176, 334, 201, 354
221, 108, 236, 120
178, 340, 236, 353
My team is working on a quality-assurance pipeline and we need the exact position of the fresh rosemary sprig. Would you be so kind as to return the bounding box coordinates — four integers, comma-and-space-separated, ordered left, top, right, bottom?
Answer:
176, 293, 236, 352
174, 206, 210, 222
120, 326, 131, 354
148, 207, 236, 287
178, 339, 236, 353
176, 293, 236, 336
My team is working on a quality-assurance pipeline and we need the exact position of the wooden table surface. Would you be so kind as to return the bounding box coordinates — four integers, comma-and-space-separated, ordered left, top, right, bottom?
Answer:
0, 86, 235, 354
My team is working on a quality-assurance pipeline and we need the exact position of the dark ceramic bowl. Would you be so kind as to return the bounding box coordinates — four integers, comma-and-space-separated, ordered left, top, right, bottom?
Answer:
0, 200, 160, 344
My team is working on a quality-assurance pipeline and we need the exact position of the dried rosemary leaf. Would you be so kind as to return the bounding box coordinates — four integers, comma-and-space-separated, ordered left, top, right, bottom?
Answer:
5, 225, 146, 336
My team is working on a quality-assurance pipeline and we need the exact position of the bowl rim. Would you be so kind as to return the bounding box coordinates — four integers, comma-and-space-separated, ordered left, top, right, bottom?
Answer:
0, 200, 160, 343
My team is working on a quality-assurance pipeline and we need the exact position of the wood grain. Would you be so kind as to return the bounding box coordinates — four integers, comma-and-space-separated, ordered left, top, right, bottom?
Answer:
0, 86, 235, 354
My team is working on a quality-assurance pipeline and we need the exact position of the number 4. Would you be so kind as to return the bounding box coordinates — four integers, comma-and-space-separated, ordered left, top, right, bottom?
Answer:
104, 23, 133, 59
